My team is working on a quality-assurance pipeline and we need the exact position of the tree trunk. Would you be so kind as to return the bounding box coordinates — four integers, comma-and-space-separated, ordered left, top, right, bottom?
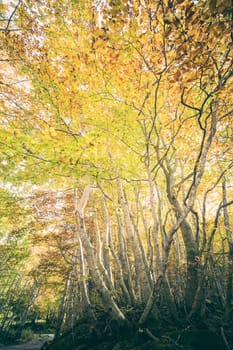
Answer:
74, 186, 128, 325
179, 219, 199, 311
118, 181, 152, 302
222, 178, 233, 322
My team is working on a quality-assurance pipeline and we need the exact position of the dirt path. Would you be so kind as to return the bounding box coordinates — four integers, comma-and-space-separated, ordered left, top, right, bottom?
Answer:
0, 340, 45, 350
0, 334, 54, 350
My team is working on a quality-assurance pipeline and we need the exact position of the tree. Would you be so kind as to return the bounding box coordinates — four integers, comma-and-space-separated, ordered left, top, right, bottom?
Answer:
1, 0, 233, 336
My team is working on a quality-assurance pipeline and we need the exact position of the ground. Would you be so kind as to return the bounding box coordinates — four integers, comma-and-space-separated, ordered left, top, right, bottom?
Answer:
0, 335, 54, 350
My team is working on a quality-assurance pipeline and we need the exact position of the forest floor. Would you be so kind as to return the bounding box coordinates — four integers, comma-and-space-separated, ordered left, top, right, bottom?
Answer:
40, 318, 232, 350
1, 318, 232, 350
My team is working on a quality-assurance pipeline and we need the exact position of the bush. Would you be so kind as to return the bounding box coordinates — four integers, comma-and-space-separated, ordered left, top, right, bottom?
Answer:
20, 328, 35, 342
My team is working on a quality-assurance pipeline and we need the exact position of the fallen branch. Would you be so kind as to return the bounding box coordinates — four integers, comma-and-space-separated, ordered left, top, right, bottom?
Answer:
220, 326, 232, 350
144, 328, 160, 342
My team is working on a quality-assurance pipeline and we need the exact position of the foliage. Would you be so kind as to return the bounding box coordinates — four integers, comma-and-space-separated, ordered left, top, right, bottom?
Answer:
20, 327, 35, 342
0, 188, 32, 272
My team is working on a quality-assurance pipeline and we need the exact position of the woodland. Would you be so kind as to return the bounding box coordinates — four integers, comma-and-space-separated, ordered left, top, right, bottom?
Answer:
0, 0, 233, 349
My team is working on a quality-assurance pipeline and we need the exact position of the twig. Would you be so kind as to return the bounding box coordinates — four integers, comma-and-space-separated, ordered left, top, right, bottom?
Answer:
4, 0, 21, 32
